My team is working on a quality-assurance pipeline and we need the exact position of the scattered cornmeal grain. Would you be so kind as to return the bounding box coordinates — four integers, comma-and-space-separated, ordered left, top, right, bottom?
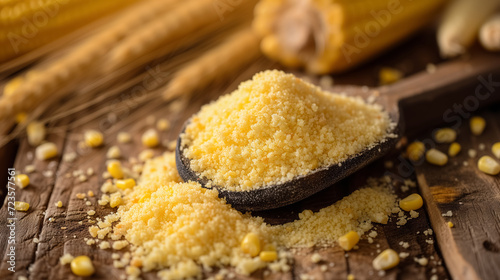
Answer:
59, 253, 74, 265
55, 201, 63, 208
181, 70, 392, 191
92, 153, 397, 279
447, 221, 454, 228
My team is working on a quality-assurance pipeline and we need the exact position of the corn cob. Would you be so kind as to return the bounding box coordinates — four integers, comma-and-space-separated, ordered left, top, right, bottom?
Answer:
253, 0, 448, 74
0, 0, 177, 123
106, 0, 258, 72
0, 0, 138, 63
163, 27, 261, 100
437, 0, 500, 57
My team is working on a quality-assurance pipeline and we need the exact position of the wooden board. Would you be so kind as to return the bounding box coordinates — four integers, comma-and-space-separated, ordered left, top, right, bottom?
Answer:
412, 106, 500, 280
1, 28, 497, 280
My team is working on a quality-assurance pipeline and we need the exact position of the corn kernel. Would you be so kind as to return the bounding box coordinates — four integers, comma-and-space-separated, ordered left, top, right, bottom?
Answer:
241, 232, 261, 257
156, 118, 170, 131
470, 116, 486, 136
84, 130, 104, 148
107, 161, 124, 179
399, 193, 423, 211
35, 142, 58, 160
447, 221, 454, 228
15, 112, 27, 124
27, 121, 46, 146
406, 141, 425, 162
106, 146, 121, 159
70, 255, 95, 277
434, 128, 456, 143
14, 201, 30, 211
379, 67, 403, 85
372, 249, 399, 270
338, 231, 359, 251
492, 142, 500, 159
477, 155, 500, 175
259, 251, 278, 262
426, 149, 448, 166
117, 132, 132, 143
116, 178, 136, 190
15, 174, 30, 188
141, 129, 159, 148
448, 142, 461, 157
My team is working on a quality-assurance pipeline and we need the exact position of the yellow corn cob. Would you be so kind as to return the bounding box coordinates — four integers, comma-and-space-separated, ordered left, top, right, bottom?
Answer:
0, 0, 177, 123
0, 0, 139, 63
253, 0, 448, 74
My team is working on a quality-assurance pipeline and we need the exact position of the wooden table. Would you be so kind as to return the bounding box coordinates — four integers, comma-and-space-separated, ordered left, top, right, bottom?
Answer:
1, 29, 499, 280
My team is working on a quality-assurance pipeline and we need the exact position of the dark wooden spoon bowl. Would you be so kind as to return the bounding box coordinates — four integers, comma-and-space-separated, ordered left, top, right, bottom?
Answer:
176, 52, 500, 211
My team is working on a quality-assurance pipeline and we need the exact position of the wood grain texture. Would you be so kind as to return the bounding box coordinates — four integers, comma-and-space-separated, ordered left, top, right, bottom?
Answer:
412, 107, 500, 280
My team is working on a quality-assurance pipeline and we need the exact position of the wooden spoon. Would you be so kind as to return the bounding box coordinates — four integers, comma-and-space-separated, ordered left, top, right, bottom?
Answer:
176, 52, 500, 211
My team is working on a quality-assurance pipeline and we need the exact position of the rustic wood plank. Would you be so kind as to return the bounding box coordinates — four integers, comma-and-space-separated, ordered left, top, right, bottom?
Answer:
413, 106, 500, 280
0, 125, 68, 279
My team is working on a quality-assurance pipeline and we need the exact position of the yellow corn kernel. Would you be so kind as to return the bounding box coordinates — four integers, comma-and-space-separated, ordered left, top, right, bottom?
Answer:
492, 142, 500, 159
117, 132, 132, 143
15, 112, 27, 124
107, 161, 124, 179
399, 193, 423, 211
379, 67, 403, 85
447, 221, 454, 228
35, 142, 58, 160
434, 128, 457, 143
470, 116, 486, 136
14, 201, 30, 211
372, 249, 400, 271
116, 178, 136, 190
448, 142, 461, 157
70, 255, 95, 277
106, 146, 121, 159
156, 118, 171, 131
84, 130, 104, 148
406, 141, 425, 162
477, 155, 500, 175
15, 174, 30, 188
241, 233, 261, 257
338, 231, 359, 251
141, 129, 159, 148
425, 149, 448, 166
27, 121, 46, 146
259, 251, 278, 262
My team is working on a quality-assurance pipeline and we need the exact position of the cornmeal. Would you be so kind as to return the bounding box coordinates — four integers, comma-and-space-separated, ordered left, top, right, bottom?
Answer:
95, 153, 397, 280
181, 70, 391, 191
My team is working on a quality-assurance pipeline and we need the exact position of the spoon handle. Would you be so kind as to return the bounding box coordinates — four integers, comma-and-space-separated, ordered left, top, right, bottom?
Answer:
380, 51, 500, 133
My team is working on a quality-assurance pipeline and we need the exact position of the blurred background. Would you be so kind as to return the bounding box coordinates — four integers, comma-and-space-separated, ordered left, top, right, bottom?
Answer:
0, 0, 499, 145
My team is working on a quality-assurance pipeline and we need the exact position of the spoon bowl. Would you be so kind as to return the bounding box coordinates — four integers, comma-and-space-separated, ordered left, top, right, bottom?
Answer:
176, 51, 500, 211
